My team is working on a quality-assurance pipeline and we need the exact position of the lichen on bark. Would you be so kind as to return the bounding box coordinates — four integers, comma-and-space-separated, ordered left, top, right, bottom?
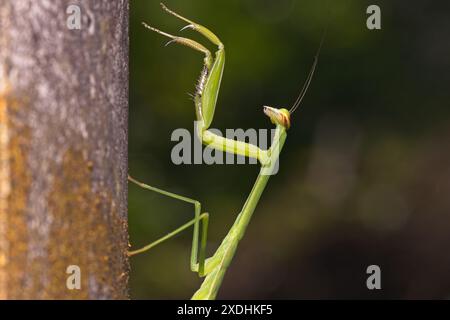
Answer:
0, 0, 129, 299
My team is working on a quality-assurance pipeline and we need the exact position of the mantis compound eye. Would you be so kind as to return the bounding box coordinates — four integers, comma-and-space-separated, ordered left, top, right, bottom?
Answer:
263, 106, 291, 129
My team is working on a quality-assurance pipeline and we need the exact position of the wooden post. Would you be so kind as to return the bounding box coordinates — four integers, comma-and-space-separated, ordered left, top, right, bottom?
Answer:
0, 0, 129, 299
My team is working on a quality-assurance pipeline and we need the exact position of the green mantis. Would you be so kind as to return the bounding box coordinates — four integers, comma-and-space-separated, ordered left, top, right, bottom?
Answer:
129, 3, 323, 300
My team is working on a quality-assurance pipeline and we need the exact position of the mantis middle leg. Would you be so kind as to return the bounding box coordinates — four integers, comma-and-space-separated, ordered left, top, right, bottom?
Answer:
128, 175, 209, 276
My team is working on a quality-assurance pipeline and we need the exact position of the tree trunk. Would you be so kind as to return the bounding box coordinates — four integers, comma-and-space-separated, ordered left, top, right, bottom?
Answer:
0, 0, 129, 299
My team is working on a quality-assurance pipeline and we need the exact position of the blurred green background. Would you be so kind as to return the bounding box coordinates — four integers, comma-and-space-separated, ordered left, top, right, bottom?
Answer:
129, 0, 450, 299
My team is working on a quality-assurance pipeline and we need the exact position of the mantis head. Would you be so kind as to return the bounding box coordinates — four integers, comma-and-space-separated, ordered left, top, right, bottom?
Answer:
263, 106, 291, 130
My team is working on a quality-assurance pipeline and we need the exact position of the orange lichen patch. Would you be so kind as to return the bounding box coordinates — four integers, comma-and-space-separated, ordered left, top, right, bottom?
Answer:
0, 86, 10, 299
5, 127, 32, 298
0, 89, 128, 298
0, 88, 128, 298
46, 149, 128, 299
0, 88, 34, 299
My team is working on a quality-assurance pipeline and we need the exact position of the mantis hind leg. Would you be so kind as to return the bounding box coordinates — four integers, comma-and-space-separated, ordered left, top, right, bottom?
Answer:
128, 175, 209, 276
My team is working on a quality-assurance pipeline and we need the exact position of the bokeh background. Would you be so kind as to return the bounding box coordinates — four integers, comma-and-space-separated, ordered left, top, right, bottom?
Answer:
129, 0, 450, 299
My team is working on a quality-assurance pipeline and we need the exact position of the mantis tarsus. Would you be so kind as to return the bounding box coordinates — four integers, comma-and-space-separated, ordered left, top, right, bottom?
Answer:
129, 3, 324, 300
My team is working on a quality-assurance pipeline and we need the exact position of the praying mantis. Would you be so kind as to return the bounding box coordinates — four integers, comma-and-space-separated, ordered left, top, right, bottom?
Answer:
129, 3, 324, 300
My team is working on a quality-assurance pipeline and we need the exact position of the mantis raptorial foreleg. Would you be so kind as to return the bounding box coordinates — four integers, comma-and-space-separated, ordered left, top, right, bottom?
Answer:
160, 3, 223, 48
128, 175, 209, 276
141, 23, 213, 68
143, 3, 269, 164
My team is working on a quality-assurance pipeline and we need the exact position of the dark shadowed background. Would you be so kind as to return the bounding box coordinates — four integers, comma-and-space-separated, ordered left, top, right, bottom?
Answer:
129, 0, 450, 299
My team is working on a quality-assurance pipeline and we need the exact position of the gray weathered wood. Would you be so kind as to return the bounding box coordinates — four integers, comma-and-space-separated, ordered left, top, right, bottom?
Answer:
0, 0, 129, 299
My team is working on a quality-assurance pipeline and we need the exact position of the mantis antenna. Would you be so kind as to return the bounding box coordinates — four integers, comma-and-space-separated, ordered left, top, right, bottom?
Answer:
289, 27, 327, 115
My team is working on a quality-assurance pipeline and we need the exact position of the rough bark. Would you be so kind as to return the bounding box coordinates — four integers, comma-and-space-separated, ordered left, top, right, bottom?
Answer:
0, 0, 129, 299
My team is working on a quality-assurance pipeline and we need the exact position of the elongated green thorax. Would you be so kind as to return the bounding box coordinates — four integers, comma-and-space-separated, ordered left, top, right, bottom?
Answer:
191, 125, 287, 300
